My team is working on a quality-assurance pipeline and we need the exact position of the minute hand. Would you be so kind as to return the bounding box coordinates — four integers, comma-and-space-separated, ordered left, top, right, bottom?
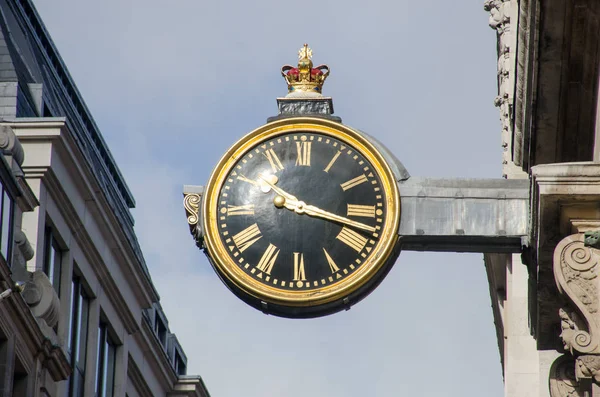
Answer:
302, 204, 376, 233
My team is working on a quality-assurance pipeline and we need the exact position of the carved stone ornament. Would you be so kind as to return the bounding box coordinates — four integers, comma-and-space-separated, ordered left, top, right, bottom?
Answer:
551, 355, 585, 397
0, 125, 24, 165
483, 0, 516, 177
554, 234, 600, 354
483, 0, 510, 32
21, 270, 60, 328
560, 308, 586, 354
576, 355, 600, 384
183, 192, 203, 248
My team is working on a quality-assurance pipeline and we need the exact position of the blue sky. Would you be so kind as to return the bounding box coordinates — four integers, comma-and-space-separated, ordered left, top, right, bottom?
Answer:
32, 1, 504, 396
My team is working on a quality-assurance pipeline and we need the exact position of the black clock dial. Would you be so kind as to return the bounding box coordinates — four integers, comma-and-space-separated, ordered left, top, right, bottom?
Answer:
216, 132, 386, 291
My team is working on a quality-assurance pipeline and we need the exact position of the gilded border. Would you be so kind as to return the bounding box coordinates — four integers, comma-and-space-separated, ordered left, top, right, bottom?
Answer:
202, 118, 401, 307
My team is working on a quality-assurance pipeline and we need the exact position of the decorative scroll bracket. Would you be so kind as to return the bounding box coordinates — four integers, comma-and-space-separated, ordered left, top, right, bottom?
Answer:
183, 185, 204, 249
550, 355, 585, 397
554, 234, 600, 355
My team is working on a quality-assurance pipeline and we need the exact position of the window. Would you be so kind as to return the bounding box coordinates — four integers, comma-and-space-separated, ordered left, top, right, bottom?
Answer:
174, 351, 186, 376
0, 336, 9, 392
95, 323, 116, 397
12, 356, 29, 396
154, 314, 167, 347
67, 277, 89, 397
43, 228, 62, 295
0, 180, 14, 265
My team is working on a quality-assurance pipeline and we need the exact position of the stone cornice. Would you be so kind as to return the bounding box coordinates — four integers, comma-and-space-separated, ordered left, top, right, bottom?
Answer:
532, 164, 600, 241
513, 0, 538, 170
484, 0, 525, 178
532, 162, 600, 182
169, 376, 212, 397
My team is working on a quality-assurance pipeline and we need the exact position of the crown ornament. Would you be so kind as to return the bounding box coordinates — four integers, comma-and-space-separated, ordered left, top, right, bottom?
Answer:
281, 44, 329, 98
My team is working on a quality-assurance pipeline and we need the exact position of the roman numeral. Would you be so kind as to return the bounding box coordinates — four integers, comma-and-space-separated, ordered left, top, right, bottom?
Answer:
232, 223, 262, 252
256, 244, 279, 275
322, 248, 340, 273
227, 204, 255, 216
340, 174, 368, 191
346, 204, 376, 218
336, 227, 368, 252
295, 142, 312, 166
264, 148, 284, 173
324, 151, 341, 173
237, 175, 258, 186
293, 252, 306, 281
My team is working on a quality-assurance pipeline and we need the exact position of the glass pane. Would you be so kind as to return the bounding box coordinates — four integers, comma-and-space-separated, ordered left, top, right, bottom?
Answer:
67, 280, 77, 354
73, 289, 89, 373
65, 376, 72, 397
95, 325, 117, 397
77, 296, 89, 366
0, 190, 10, 262
71, 367, 85, 397
95, 326, 105, 395
0, 188, 4, 259
52, 242, 62, 296
44, 233, 55, 283
105, 343, 116, 397
101, 339, 109, 397
72, 286, 82, 366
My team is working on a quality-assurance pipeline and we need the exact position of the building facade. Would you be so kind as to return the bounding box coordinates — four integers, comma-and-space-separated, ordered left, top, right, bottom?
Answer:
484, 0, 600, 396
0, 0, 209, 396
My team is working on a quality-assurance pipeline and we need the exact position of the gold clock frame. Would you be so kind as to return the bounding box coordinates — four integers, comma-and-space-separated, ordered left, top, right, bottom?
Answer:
202, 117, 401, 308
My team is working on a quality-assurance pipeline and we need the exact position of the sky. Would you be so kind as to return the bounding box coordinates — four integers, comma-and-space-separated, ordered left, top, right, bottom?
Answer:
32, 1, 505, 396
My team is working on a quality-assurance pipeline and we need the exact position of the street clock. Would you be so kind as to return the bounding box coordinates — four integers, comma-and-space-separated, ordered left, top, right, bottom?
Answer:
184, 45, 402, 318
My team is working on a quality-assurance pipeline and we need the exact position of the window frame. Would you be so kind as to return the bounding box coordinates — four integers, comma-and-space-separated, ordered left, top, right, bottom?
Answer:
43, 227, 63, 295
0, 153, 17, 268
95, 322, 117, 397
0, 179, 14, 267
67, 275, 89, 397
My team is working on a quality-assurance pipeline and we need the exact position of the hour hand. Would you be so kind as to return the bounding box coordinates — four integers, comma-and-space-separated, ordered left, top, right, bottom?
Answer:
257, 174, 298, 202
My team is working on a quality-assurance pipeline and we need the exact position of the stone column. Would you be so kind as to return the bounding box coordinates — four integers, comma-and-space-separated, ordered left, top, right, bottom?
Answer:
112, 333, 129, 396
505, 253, 540, 397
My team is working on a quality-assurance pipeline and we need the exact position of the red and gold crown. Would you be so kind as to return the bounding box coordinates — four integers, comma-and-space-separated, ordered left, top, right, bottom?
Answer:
281, 44, 329, 96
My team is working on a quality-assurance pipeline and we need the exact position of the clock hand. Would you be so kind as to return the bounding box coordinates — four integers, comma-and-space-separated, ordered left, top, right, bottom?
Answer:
257, 176, 377, 233
301, 203, 377, 233
257, 173, 299, 202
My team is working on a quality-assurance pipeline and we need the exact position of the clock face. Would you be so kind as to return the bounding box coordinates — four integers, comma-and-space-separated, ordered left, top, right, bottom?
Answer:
202, 119, 400, 316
